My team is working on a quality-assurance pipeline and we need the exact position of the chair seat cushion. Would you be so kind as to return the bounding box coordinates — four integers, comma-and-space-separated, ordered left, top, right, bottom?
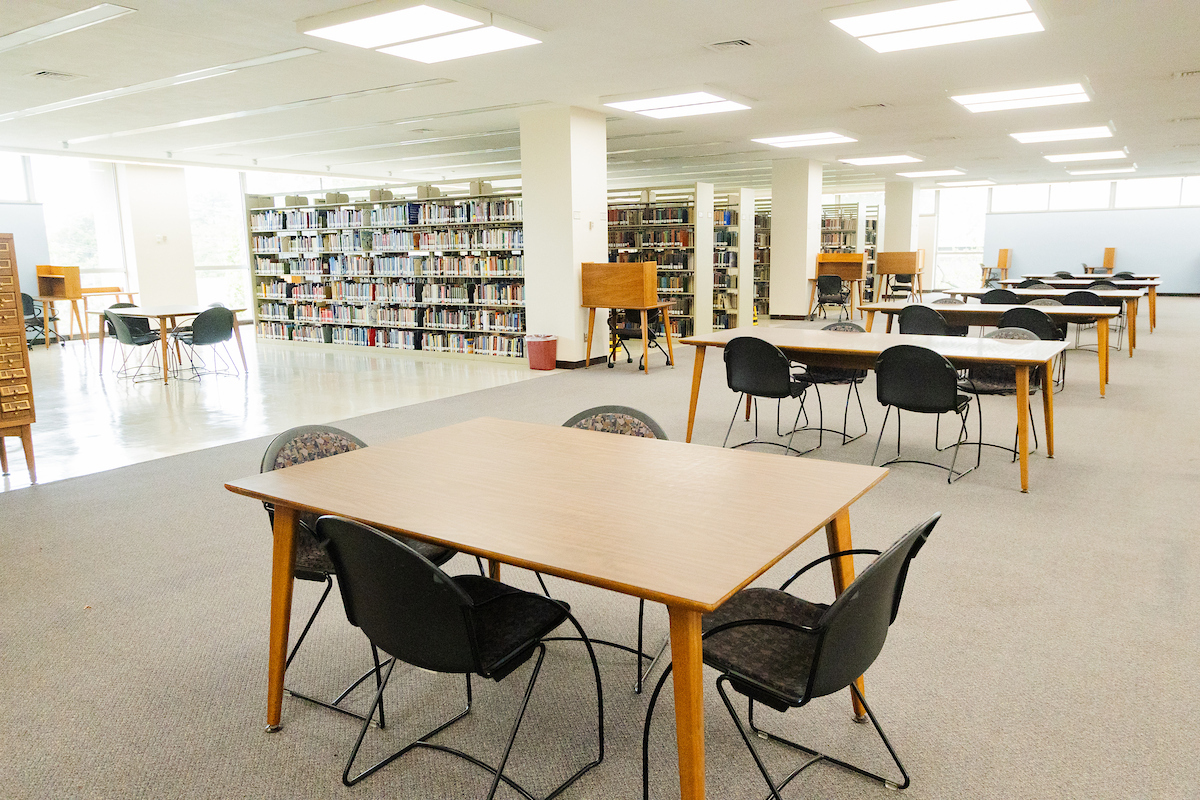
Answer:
570, 412, 659, 438
454, 575, 569, 680
794, 365, 866, 385
128, 332, 161, 346
702, 588, 826, 709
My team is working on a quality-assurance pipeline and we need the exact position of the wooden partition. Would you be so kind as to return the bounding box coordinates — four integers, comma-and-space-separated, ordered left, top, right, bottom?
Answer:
875, 251, 923, 301
581, 261, 658, 308
808, 253, 866, 317
982, 248, 1011, 286
35, 264, 86, 344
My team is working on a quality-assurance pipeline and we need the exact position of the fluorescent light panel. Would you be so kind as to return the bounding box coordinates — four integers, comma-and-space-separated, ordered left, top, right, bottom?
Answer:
639, 100, 750, 119
939, 179, 995, 186
753, 132, 856, 148
1067, 165, 1137, 175
0, 3, 133, 54
831, 0, 1043, 53
604, 92, 750, 119
839, 155, 923, 166
380, 25, 538, 62
1010, 125, 1112, 143
897, 169, 965, 177
952, 83, 1090, 113
1044, 150, 1127, 163
305, 5, 481, 48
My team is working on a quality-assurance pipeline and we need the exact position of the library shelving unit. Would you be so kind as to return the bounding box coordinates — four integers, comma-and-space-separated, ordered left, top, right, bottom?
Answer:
247, 190, 526, 360
713, 205, 737, 331
821, 202, 881, 300
753, 211, 770, 322
607, 183, 714, 338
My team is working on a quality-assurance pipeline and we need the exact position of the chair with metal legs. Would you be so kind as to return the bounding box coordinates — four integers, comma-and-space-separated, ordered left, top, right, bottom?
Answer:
103, 309, 163, 381
981, 288, 1020, 304
872, 345, 980, 483
317, 516, 604, 797
812, 274, 850, 320
722, 336, 816, 456
642, 514, 942, 799
999, 306, 1067, 389
897, 305, 953, 336
956, 328, 1042, 461
170, 306, 239, 379
787, 322, 869, 445
260, 425, 460, 723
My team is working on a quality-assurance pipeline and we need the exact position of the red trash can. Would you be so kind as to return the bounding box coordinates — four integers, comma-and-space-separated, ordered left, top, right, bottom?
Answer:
526, 334, 557, 370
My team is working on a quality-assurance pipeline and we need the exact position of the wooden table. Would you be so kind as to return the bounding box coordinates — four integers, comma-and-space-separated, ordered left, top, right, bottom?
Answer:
33, 296, 80, 349
681, 327, 1067, 493
859, 301, 1119, 396
224, 417, 889, 800
583, 300, 674, 374
92, 305, 248, 385
1002, 278, 1162, 331
946, 288, 1144, 357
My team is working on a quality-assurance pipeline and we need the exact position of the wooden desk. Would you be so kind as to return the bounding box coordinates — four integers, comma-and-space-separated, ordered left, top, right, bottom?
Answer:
583, 301, 675, 374
1002, 278, 1162, 331
224, 417, 889, 800
680, 327, 1067, 493
859, 301, 1118, 396
35, 265, 85, 346
808, 254, 867, 318
93, 305, 248, 385
947, 288, 1144, 356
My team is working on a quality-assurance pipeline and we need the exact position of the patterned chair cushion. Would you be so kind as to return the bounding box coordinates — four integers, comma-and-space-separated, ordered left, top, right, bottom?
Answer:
570, 413, 659, 438
959, 329, 1041, 395
271, 431, 362, 470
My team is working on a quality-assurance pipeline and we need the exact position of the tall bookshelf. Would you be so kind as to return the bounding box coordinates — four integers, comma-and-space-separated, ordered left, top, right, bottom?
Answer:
754, 211, 771, 322
821, 202, 881, 300
607, 183, 714, 337
712, 189, 754, 331
247, 191, 526, 359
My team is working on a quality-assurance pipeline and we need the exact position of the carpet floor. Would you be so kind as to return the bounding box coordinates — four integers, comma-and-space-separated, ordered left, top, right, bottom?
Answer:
1, 299, 1197, 799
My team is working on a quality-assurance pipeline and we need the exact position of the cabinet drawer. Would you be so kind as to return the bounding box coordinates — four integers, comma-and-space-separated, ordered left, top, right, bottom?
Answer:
0, 352, 24, 371
0, 292, 15, 311
0, 367, 28, 381
0, 273, 13, 289
0, 307, 18, 327
1, 397, 32, 414
0, 383, 29, 398
0, 335, 23, 353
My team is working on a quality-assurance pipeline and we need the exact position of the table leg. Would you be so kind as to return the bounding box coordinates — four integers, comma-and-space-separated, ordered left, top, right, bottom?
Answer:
641, 310, 650, 374
1041, 360, 1054, 459
1126, 299, 1137, 356
0, 433, 8, 474
585, 308, 596, 369
744, 394, 751, 421
71, 301, 86, 348
667, 605, 706, 800
170, 316, 183, 365
806, 281, 817, 319
1016, 366, 1030, 493
865, 310, 876, 332
1098, 319, 1109, 394
885, 315, 894, 334
1149, 286, 1156, 332
826, 508, 867, 718
45, 301, 56, 349
685, 345, 706, 443
19, 424, 35, 483
231, 319, 248, 371
160, 318, 170, 385
266, 504, 298, 731
97, 320, 106, 375
663, 308, 676, 367
488, 559, 501, 581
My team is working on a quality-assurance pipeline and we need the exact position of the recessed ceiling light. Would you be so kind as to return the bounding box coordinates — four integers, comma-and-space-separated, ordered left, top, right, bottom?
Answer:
839, 155, 923, 166
379, 26, 540, 62
1010, 125, 1113, 143
752, 132, 857, 148
1044, 150, 1128, 163
938, 179, 995, 186
0, 3, 134, 54
1066, 165, 1137, 175
897, 168, 966, 177
604, 91, 751, 119
830, 0, 1043, 54
304, 4, 482, 49
952, 83, 1090, 113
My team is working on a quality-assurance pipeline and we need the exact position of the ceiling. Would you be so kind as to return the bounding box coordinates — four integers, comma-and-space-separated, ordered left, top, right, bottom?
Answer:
1, 0, 1198, 196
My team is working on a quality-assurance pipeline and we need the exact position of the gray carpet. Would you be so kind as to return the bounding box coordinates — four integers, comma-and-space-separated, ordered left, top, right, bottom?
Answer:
2, 299, 1198, 800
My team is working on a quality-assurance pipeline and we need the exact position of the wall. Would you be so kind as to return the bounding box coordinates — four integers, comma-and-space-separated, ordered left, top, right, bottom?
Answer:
117, 164, 198, 305
984, 207, 1200, 293
0, 202, 50, 296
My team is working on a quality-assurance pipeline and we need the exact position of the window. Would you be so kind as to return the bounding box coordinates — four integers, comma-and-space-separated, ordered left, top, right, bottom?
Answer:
186, 167, 250, 308
1048, 181, 1110, 210
1183, 176, 1200, 206
29, 156, 127, 287
990, 183, 1049, 213
934, 186, 988, 289
0, 154, 27, 202
1115, 177, 1182, 208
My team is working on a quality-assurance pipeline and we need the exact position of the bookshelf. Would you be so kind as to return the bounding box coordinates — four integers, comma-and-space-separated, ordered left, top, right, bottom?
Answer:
247, 190, 526, 360
607, 183, 714, 337
821, 202, 880, 301
754, 211, 770, 322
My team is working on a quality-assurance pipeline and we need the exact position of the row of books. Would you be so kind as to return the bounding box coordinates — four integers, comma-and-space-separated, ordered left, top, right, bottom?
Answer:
609, 230, 694, 248
250, 200, 523, 232
714, 251, 738, 268
256, 281, 328, 300
320, 280, 525, 305
715, 209, 737, 226
608, 207, 691, 225
424, 308, 525, 332
371, 228, 524, 251
714, 229, 736, 246
658, 275, 692, 292
256, 322, 526, 356
274, 254, 526, 279
821, 232, 856, 246
609, 250, 692, 269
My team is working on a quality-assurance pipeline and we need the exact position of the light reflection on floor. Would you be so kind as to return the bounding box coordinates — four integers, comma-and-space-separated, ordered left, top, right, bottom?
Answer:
1, 334, 550, 492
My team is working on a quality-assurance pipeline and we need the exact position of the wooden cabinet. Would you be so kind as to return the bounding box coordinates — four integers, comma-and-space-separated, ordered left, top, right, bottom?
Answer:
0, 233, 36, 482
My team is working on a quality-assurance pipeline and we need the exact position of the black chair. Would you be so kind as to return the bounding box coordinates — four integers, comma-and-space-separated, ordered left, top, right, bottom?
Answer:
608, 307, 671, 370
1112, 271, 1136, 280
1053, 271, 1074, 279
562, 405, 670, 693
957, 328, 1042, 460
1015, 278, 1042, 288
981, 288, 1019, 304
317, 516, 603, 796
881, 272, 916, 301
1087, 280, 1118, 290
260, 425, 461, 723
872, 345, 980, 482
931, 298, 971, 336
642, 514, 942, 799
998, 306, 1067, 388
813, 275, 850, 320
21, 293, 58, 347
103, 309, 162, 381
1063, 289, 1123, 350
897, 305, 951, 336
1025, 281, 1054, 290
722, 337, 815, 456
789, 322, 869, 445
171, 306, 239, 378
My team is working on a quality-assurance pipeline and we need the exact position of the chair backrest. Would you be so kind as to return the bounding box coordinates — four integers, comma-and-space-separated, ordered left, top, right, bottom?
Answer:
932, 297, 964, 305
563, 405, 667, 440
1062, 290, 1103, 306
805, 514, 941, 699
965, 328, 1039, 384
1053, 271, 1074, 278
816, 274, 843, 295
981, 288, 1019, 304
189, 307, 235, 346
318, 516, 478, 674
1026, 282, 1054, 290
875, 345, 960, 413
1027, 298, 1063, 307
103, 310, 138, 346
822, 321, 864, 333
997, 307, 1063, 341
106, 303, 151, 336
724, 336, 794, 399
1112, 271, 1135, 280
892, 273, 913, 286
260, 424, 366, 473
897, 305, 949, 336
21, 293, 36, 316
1087, 280, 1117, 290
1015, 279, 1041, 288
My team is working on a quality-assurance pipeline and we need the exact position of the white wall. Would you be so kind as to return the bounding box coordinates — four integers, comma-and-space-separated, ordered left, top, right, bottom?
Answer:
984, 207, 1200, 293
883, 181, 918, 252
770, 159, 822, 317
0, 203, 50, 296
117, 164, 198, 305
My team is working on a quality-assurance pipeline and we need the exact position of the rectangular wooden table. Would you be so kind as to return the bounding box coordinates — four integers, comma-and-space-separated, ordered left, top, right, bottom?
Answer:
91, 305, 247, 385
224, 418, 889, 800
680, 327, 1068, 493
859, 301, 1119, 396
946, 288, 1144, 356
1001, 277, 1162, 331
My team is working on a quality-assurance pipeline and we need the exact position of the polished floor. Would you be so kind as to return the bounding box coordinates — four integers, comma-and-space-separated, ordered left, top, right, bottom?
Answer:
0, 333, 550, 492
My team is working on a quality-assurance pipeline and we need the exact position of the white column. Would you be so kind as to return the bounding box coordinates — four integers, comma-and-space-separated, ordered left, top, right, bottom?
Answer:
734, 188, 754, 324
116, 164, 198, 305
520, 106, 608, 365
770, 159, 822, 317
693, 182, 714, 335
883, 181, 920, 252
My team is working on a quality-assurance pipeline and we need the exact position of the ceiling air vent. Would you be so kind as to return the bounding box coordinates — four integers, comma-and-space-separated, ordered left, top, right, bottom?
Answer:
1169, 116, 1200, 123
1173, 70, 1200, 79
705, 39, 757, 52
852, 103, 892, 111
29, 69, 82, 81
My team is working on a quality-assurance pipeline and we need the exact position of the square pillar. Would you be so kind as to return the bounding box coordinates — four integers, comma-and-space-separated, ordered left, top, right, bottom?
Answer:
769, 159, 822, 317
117, 164, 198, 306
883, 181, 920, 252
